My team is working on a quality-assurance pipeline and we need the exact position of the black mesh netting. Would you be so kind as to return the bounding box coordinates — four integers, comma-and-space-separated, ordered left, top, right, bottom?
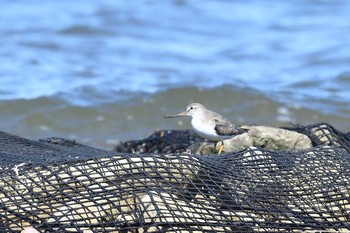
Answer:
1, 123, 350, 232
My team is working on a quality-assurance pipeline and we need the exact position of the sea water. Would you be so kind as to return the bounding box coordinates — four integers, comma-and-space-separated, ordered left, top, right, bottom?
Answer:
0, 0, 349, 149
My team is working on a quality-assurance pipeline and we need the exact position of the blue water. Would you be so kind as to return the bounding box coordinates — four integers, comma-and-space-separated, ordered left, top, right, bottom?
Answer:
0, 0, 349, 149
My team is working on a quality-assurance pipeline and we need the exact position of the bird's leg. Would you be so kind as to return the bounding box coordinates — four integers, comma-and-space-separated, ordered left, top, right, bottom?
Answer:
218, 141, 224, 154
213, 142, 217, 153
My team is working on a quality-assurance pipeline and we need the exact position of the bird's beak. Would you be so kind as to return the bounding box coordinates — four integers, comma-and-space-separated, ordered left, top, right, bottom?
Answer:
164, 111, 189, 118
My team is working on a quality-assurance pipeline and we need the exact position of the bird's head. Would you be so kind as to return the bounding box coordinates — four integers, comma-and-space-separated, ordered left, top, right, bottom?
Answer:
164, 103, 206, 119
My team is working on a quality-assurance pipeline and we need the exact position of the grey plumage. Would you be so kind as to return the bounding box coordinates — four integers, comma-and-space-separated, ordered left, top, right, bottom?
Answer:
202, 108, 246, 137
215, 121, 247, 136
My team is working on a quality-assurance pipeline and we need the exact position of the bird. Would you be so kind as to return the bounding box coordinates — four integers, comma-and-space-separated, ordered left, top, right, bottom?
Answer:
165, 103, 247, 154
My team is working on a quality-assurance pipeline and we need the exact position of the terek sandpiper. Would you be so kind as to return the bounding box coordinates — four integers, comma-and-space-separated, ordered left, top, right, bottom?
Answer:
165, 103, 247, 154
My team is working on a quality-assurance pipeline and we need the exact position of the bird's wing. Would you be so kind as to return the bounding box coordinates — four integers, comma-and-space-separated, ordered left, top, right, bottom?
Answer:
211, 111, 247, 136
215, 123, 247, 136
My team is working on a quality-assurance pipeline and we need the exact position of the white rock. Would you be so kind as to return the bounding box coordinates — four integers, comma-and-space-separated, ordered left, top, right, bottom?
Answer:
21, 227, 39, 233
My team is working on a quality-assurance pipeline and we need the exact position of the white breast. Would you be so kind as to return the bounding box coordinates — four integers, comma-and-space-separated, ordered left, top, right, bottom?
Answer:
191, 117, 220, 141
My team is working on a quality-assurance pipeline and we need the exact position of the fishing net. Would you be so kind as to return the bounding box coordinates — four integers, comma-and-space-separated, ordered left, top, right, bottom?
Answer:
1, 123, 350, 232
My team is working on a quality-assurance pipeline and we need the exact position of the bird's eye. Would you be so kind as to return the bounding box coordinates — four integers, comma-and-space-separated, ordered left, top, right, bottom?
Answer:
190, 107, 194, 110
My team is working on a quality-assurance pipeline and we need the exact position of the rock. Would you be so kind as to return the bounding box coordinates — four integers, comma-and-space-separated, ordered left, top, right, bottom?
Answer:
116, 190, 241, 232
224, 126, 312, 152
115, 129, 205, 154
21, 227, 39, 233
1, 124, 350, 232
116, 126, 314, 154
221, 131, 253, 153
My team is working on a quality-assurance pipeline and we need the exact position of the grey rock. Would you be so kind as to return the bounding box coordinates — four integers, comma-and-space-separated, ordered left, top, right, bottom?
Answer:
224, 126, 312, 152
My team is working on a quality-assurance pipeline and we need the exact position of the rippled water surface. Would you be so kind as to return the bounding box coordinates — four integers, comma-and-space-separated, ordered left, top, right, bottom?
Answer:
1, 0, 349, 149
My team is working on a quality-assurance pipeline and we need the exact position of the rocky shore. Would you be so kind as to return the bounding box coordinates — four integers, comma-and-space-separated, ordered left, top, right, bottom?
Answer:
1, 123, 350, 232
